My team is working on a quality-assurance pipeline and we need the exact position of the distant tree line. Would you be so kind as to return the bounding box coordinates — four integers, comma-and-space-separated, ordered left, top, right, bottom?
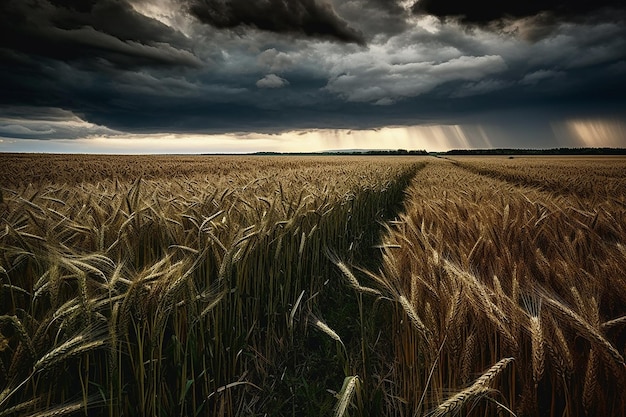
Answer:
360, 149, 428, 155
214, 148, 626, 157
443, 148, 626, 156
253, 149, 429, 156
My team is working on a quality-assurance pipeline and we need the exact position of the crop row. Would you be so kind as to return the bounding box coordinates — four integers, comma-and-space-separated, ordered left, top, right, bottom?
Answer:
0, 157, 423, 416
366, 160, 626, 416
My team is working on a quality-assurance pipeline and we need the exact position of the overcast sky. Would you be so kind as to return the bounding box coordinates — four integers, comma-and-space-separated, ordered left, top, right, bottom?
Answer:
1, 0, 625, 153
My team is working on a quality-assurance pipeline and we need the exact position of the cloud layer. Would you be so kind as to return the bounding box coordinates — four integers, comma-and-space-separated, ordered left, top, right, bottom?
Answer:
412, 0, 625, 25
187, 0, 364, 44
0, 0, 624, 149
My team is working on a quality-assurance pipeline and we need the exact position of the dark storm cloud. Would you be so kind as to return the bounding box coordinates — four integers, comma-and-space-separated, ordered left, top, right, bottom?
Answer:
186, 0, 365, 44
331, 0, 410, 39
412, 0, 626, 26
0, 0, 199, 69
0, 107, 120, 140
0, 0, 625, 149
0, 0, 204, 121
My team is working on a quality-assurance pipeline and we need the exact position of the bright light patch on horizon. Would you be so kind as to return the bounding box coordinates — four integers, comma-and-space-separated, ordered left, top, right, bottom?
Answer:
562, 119, 626, 148
0, 125, 496, 154
288, 125, 494, 152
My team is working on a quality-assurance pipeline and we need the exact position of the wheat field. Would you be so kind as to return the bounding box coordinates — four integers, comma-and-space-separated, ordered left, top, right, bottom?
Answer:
0, 154, 625, 416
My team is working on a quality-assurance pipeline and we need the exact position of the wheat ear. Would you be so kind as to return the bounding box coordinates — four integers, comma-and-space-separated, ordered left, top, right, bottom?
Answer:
583, 349, 598, 414
431, 357, 514, 417
523, 297, 544, 383
543, 294, 624, 366
0, 397, 41, 417
334, 376, 359, 417
21, 400, 85, 417
310, 314, 344, 349
398, 295, 431, 340
326, 249, 381, 296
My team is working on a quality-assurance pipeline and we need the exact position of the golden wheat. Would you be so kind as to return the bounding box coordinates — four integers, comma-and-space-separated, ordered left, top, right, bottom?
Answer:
2, 154, 625, 416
